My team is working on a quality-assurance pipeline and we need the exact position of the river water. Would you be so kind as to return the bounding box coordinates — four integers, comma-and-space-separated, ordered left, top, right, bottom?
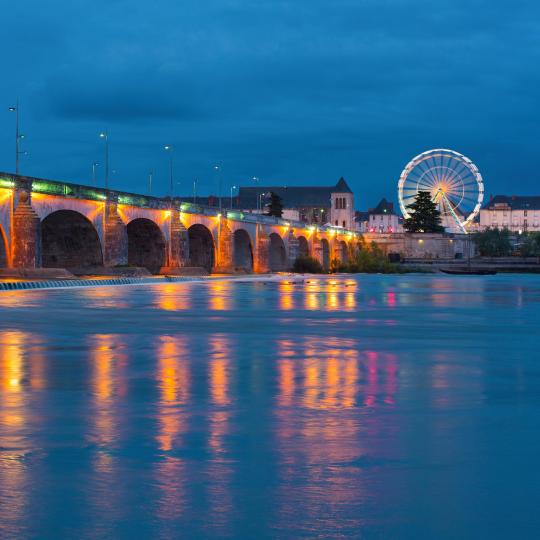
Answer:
0, 274, 539, 539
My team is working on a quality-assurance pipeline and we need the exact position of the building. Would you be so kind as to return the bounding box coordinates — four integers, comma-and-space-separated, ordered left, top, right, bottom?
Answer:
355, 198, 403, 233
354, 211, 369, 233
480, 195, 540, 232
236, 177, 355, 229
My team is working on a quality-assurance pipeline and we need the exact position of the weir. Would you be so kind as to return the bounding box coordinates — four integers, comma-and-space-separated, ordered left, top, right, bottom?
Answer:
0, 173, 359, 274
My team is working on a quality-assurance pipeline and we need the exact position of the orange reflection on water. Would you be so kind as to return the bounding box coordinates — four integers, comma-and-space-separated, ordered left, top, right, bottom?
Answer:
0, 331, 37, 529
89, 334, 127, 471
208, 281, 232, 311
297, 337, 360, 410
277, 340, 296, 407
0, 331, 27, 428
154, 335, 191, 522
274, 333, 365, 532
0, 291, 46, 308
80, 286, 128, 309
156, 335, 190, 452
206, 334, 234, 537
154, 284, 190, 312
208, 335, 231, 454
279, 281, 295, 310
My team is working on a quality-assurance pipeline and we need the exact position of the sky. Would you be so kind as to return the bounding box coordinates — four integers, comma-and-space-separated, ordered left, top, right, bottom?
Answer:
1, 0, 539, 209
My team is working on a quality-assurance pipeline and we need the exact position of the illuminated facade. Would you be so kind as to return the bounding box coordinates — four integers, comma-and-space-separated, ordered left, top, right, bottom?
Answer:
479, 195, 540, 232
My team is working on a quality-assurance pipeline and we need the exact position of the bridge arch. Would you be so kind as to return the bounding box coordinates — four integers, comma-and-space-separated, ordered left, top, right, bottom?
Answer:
297, 235, 309, 258
320, 238, 330, 271
188, 224, 215, 271
269, 232, 287, 271
127, 218, 166, 274
41, 210, 103, 269
0, 225, 8, 267
233, 229, 253, 272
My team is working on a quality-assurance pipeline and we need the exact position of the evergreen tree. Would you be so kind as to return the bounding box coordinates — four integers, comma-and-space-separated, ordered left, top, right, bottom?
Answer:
266, 191, 284, 218
404, 191, 444, 233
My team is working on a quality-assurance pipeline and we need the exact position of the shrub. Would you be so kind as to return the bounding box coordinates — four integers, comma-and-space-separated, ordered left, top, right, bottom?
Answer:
345, 241, 400, 273
473, 228, 512, 256
293, 255, 324, 274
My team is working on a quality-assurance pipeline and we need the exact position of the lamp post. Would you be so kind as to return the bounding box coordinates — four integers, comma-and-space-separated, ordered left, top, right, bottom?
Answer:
164, 145, 173, 196
92, 162, 99, 185
214, 165, 222, 211
252, 176, 260, 210
148, 171, 153, 194
193, 178, 198, 204
230, 185, 237, 209
8, 100, 26, 175
99, 131, 109, 189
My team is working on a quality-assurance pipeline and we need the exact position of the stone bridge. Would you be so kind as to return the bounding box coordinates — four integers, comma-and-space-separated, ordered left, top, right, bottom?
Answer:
0, 173, 359, 274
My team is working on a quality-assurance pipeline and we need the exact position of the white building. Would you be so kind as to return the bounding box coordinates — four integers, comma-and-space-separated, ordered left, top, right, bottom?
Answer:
366, 198, 403, 233
480, 195, 540, 232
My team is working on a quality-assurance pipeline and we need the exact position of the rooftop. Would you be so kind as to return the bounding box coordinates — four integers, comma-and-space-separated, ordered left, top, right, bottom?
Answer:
369, 198, 395, 215
483, 195, 540, 211
237, 177, 352, 209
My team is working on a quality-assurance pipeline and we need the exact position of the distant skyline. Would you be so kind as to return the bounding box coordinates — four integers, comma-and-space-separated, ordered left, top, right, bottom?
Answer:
1, 0, 539, 209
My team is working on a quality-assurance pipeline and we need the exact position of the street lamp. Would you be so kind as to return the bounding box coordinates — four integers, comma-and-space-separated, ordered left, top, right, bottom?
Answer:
252, 176, 260, 210
164, 145, 174, 196
214, 165, 222, 210
148, 170, 153, 194
92, 162, 99, 185
193, 178, 198, 204
8, 100, 26, 175
230, 185, 237, 209
99, 131, 109, 189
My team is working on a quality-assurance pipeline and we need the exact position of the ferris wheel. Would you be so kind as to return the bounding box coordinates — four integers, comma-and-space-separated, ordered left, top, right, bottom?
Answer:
398, 149, 484, 232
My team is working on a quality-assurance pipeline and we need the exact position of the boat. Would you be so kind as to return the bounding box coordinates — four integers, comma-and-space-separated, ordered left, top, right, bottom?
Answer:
439, 267, 497, 275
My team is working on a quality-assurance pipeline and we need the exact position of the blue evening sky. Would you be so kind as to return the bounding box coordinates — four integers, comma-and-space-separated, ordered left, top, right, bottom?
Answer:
1, 0, 538, 209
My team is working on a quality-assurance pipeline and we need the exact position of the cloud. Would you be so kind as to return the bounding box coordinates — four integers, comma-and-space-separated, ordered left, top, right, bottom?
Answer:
1, 0, 540, 205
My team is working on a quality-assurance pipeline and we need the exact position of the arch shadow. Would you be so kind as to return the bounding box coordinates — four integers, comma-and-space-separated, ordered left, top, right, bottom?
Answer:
188, 224, 215, 271
41, 210, 103, 268
127, 218, 166, 274
269, 232, 287, 271
297, 236, 309, 258
320, 238, 330, 271
233, 229, 253, 272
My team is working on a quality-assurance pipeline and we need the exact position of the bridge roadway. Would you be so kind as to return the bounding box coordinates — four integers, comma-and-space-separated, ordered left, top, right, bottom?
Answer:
0, 173, 359, 274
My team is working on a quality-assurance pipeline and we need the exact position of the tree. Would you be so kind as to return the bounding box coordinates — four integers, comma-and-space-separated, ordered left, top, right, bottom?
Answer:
519, 232, 540, 257
473, 228, 512, 256
403, 191, 444, 233
266, 191, 284, 218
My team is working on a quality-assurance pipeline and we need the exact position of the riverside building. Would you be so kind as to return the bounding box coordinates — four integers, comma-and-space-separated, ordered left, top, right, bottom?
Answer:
480, 195, 540, 232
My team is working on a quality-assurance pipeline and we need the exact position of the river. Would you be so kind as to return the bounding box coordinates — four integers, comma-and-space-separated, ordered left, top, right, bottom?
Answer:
0, 274, 539, 539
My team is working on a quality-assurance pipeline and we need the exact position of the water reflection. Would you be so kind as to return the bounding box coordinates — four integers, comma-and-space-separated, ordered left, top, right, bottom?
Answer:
79, 286, 129, 309
154, 284, 191, 312
300, 279, 358, 312
0, 331, 39, 536
206, 334, 234, 537
156, 335, 190, 452
154, 335, 191, 524
208, 281, 232, 311
88, 334, 128, 469
279, 281, 295, 310
274, 334, 367, 535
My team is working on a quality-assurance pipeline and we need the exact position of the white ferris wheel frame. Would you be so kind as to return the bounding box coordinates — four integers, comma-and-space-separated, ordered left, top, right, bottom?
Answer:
397, 148, 484, 232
